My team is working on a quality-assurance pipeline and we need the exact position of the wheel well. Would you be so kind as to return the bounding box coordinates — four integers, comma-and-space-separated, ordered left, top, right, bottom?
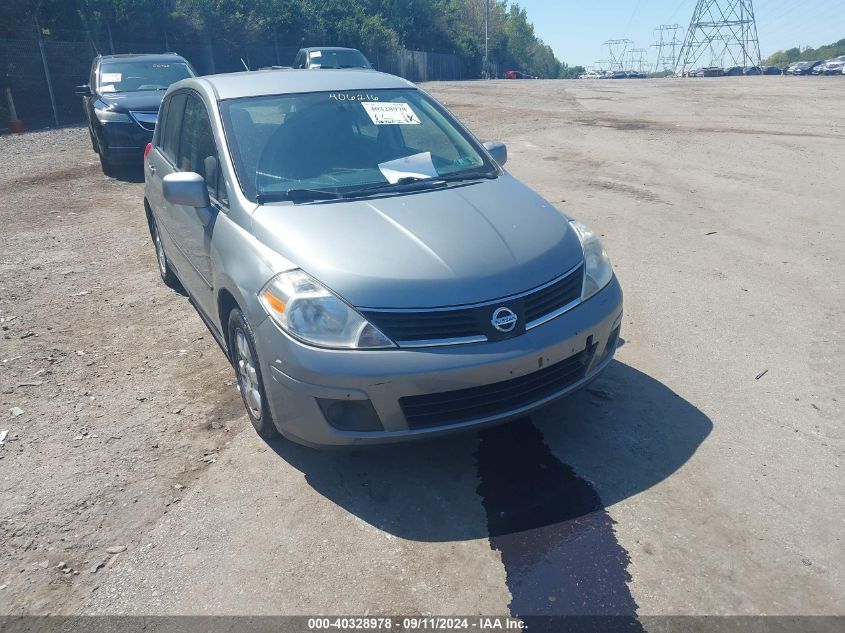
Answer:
143, 199, 156, 240
217, 289, 240, 360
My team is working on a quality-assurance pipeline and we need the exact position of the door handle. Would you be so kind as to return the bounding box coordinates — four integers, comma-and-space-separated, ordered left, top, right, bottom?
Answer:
148, 164, 156, 175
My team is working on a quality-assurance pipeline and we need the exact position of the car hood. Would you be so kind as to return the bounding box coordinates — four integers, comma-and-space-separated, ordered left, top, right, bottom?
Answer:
97, 90, 164, 113
251, 174, 585, 309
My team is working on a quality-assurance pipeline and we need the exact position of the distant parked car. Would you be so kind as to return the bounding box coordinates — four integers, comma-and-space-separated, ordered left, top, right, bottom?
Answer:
791, 61, 823, 75
626, 71, 647, 79
76, 53, 196, 176
504, 70, 538, 79
293, 47, 372, 70
724, 66, 743, 76
817, 56, 845, 75
743, 66, 762, 75
610, 71, 628, 79
702, 67, 723, 77
761, 66, 782, 75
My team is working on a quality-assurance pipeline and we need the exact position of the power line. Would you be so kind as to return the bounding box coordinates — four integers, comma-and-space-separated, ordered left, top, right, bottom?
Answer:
652, 24, 683, 73
675, 0, 762, 73
624, 0, 647, 38
603, 39, 632, 71
628, 48, 647, 72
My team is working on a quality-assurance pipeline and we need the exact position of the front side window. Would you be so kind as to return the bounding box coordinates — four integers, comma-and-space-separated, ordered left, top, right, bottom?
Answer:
159, 93, 187, 164
98, 61, 193, 93
219, 89, 497, 202
179, 94, 220, 201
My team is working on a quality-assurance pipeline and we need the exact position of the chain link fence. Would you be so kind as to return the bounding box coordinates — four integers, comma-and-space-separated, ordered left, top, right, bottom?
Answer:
1, 36, 467, 132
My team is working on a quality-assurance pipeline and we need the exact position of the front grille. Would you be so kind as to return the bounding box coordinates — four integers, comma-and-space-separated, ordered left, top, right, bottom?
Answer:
362, 263, 583, 346
400, 342, 596, 429
524, 266, 583, 324
363, 309, 479, 342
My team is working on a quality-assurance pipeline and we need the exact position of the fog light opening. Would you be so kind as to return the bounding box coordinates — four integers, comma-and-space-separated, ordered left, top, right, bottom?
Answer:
317, 398, 383, 432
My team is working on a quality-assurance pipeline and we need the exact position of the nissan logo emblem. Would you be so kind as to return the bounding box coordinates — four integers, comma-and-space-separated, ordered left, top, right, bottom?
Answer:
491, 306, 518, 333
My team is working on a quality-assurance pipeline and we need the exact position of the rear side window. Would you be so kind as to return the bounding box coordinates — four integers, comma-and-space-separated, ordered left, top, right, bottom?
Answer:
178, 94, 221, 201
160, 93, 187, 164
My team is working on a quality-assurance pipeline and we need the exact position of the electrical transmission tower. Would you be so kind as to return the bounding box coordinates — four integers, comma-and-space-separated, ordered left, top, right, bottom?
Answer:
603, 39, 632, 71
676, 0, 761, 74
652, 24, 682, 74
628, 48, 647, 73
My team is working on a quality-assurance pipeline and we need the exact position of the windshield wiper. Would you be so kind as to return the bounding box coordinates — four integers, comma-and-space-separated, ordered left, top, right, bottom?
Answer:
256, 171, 498, 204
341, 176, 449, 198
256, 188, 341, 203
439, 169, 498, 182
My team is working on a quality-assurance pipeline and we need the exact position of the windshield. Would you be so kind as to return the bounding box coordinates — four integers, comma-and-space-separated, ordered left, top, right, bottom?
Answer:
98, 61, 193, 93
220, 89, 498, 202
310, 50, 371, 69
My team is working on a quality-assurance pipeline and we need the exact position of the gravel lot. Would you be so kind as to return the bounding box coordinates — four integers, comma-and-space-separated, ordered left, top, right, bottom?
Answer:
1, 77, 843, 620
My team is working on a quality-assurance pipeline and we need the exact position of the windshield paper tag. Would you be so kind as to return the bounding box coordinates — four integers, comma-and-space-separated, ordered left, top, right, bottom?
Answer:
101, 73, 121, 82
361, 102, 420, 125
378, 152, 438, 184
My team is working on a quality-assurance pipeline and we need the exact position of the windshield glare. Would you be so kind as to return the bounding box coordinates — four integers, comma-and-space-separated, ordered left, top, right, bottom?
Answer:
98, 61, 193, 93
220, 89, 497, 202
310, 50, 370, 69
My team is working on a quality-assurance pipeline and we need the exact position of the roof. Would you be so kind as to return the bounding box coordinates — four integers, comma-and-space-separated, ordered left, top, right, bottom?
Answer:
196, 68, 414, 101
301, 47, 363, 53
99, 53, 187, 64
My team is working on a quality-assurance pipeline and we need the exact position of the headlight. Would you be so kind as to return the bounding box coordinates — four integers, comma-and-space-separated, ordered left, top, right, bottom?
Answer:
258, 269, 395, 349
570, 220, 613, 301
94, 108, 131, 122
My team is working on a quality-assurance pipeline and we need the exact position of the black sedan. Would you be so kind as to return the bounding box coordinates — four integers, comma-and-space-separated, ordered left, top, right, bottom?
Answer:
75, 53, 196, 175
790, 61, 823, 76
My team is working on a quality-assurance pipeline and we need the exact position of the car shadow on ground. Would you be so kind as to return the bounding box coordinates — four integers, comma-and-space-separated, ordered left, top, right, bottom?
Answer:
266, 359, 712, 543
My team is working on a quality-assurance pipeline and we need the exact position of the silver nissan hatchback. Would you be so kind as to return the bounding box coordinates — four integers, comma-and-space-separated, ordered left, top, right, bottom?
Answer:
143, 68, 623, 446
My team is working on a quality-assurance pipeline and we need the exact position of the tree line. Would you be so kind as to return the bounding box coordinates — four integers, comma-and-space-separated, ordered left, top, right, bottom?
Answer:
764, 38, 845, 66
1, 0, 584, 79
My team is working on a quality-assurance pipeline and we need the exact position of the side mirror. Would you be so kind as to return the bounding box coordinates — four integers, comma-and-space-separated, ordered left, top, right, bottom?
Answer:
483, 140, 508, 167
163, 172, 210, 209
75, 84, 92, 97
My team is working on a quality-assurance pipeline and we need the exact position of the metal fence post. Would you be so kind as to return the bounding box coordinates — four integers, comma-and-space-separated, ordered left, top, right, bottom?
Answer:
35, 28, 60, 127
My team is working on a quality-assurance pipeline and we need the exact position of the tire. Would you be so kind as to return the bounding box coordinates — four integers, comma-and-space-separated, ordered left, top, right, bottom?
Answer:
228, 309, 279, 440
98, 150, 117, 177
149, 215, 180, 289
88, 126, 98, 153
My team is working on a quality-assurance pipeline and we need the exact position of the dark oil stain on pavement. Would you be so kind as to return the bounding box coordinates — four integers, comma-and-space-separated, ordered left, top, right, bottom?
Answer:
475, 418, 644, 632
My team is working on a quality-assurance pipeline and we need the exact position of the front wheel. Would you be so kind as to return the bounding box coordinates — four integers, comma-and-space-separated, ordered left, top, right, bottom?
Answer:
228, 309, 279, 440
98, 149, 117, 177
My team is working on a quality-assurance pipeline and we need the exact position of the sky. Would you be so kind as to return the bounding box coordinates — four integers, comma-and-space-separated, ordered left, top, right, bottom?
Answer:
515, 0, 845, 68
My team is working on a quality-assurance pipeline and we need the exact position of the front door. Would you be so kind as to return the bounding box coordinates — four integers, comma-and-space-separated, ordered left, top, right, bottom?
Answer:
148, 91, 187, 266
170, 92, 222, 317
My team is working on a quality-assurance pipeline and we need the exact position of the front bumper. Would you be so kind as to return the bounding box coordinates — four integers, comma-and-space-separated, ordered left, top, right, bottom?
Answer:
253, 276, 623, 446
98, 120, 154, 163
